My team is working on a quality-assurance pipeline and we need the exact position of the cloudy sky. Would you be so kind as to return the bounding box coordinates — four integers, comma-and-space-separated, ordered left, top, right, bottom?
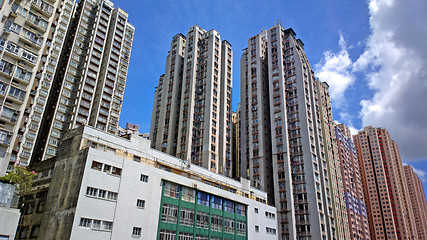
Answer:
113, 0, 427, 195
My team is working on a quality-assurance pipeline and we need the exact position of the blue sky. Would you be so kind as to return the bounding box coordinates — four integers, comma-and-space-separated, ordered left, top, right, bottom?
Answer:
113, 0, 427, 198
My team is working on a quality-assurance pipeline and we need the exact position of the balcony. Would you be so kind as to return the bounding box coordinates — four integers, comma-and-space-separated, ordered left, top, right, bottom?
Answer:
31, 0, 54, 16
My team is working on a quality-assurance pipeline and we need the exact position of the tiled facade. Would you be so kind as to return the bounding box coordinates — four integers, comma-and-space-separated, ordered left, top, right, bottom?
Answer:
335, 124, 370, 240
150, 25, 233, 177
354, 127, 418, 240
404, 165, 427, 240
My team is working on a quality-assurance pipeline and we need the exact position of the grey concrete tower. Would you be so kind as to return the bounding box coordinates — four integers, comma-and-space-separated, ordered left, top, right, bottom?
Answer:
240, 24, 338, 240
0, 0, 77, 174
150, 25, 233, 177
0, 0, 134, 173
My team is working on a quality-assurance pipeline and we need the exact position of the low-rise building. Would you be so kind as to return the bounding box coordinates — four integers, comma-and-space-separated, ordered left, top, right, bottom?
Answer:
18, 126, 278, 240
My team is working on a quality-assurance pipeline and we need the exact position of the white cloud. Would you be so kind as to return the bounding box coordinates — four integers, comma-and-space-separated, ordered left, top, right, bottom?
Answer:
413, 167, 426, 183
317, 0, 427, 161
355, 0, 427, 161
315, 34, 355, 108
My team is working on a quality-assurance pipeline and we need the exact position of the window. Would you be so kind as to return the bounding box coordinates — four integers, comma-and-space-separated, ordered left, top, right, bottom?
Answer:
197, 192, 209, 206
195, 235, 208, 240
164, 182, 180, 199
137, 199, 145, 208
107, 191, 117, 201
211, 196, 222, 210
254, 208, 258, 213
86, 187, 98, 197
265, 211, 276, 219
161, 204, 178, 223
79, 218, 92, 228
91, 161, 103, 170
92, 220, 101, 229
236, 203, 246, 216
181, 187, 195, 203
132, 227, 142, 237
140, 174, 149, 182
179, 232, 193, 240
98, 189, 106, 198
9, 86, 26, 100
236, 220, 247, 235
255, 225, 259, 232
224, 199, 234, 213
266, 227, 276, 235
211, 215, 223, 232
85, 186, 117, 202
180, 208, 195, 226
102, 221, 113, 231
224, 218, 235, 234
196, 212, 209, 229
159, 230, 176, 240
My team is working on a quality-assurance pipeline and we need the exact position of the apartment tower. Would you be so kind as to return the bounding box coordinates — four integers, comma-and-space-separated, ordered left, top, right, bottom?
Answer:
335, 123, 370, 240
31, 0, 134, 164
240, 24, 337, 240
150, 25, 233, 177
316, 82, 350, 239
0, 0, 133, 173
354, 127, 418, 240
403, 165, 427, 240
231, 104, 240, 179
0, 0, 76, 174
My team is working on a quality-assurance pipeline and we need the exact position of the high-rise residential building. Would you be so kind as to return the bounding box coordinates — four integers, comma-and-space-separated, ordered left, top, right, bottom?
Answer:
231, 104, 240, 179
316, 82, 350, 240
240, 24, 337, 240
31, 0, 134, 163
335, 123, 370, 240
354, 127, 418, 240
404, 165, 427, 240
150, 25, 233, 177
0, 0, 134, 174
0, 0, 77, 174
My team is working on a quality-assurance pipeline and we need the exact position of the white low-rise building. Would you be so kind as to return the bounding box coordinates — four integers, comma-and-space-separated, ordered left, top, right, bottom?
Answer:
30, 126, 278, 240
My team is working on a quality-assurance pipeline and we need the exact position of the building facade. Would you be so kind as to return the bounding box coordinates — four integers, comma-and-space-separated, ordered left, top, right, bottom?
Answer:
16, 126, 278, 240
403, 165, 427, 240
0, 0, 134, 174
240, 24, 337, 240
150, 25, 233, 177
0, 0, 76, 174
316, 82, 350, 240
335, 124, 370, 240
354, 127, 418, 240
231, 104, 240, 179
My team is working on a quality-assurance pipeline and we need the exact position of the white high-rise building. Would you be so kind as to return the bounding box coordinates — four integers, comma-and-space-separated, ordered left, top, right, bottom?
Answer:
0, 0, 77, 174
0, 0, 134, 173
240, 24, 338, 239
150, 25, 233, 177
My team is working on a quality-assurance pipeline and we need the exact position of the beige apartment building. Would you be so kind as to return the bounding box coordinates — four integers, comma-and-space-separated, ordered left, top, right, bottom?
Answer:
240, 24, 338, 240
404, 165, 427, 240
0, 0, 76, 174
0, 0, 133, 173
316, 82, 350, 240
335, 123, 370, 240
150, 25, 233, 177
354, 127, 418, 240
231, 104, 240, 179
